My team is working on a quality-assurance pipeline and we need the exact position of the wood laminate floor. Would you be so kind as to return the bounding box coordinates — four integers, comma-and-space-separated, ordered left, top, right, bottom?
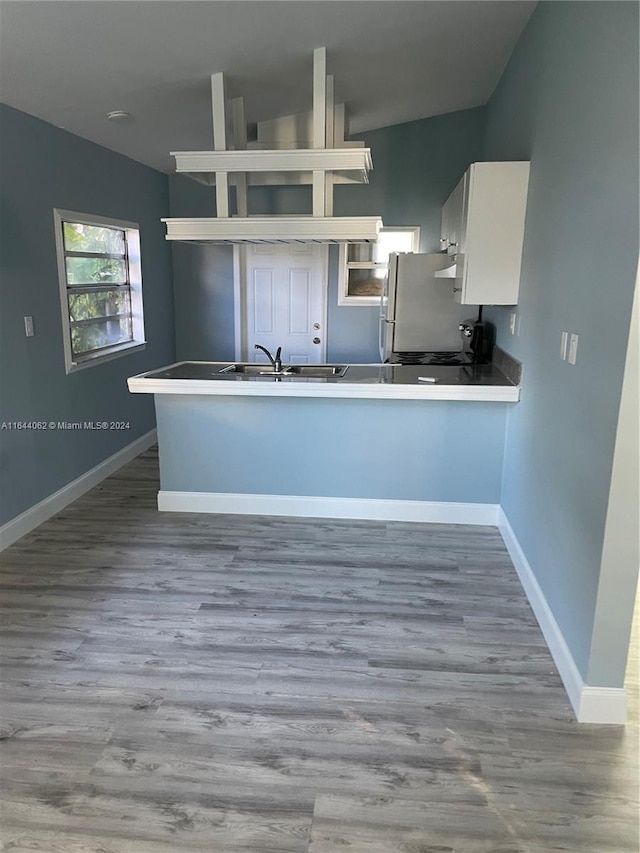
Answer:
1, 448, 638, 852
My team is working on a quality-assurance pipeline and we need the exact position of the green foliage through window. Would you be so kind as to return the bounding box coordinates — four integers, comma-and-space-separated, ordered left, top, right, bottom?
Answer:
63, 222, 125, 254
62, 218, 135, 358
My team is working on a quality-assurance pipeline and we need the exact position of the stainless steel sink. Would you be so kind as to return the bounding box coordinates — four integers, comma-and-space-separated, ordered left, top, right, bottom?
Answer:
219, 363, 348, 378
286, 365, 349, 378
219, 364, 273, 375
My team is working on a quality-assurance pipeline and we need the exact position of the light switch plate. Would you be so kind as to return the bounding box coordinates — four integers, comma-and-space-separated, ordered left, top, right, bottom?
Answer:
568, 333, 579, 365
560, 331, 568, 360
510, 312, 517, 335
24, 316, 34, 337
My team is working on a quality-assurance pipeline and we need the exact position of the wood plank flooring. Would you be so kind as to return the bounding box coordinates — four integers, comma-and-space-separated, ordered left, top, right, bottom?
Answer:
1, 447, 638, 852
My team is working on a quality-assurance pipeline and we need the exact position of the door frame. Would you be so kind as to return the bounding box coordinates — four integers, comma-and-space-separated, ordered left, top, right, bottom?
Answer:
233, 244, 329, 363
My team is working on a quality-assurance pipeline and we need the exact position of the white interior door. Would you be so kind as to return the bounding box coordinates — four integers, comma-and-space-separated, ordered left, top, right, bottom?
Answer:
241, 244, 328, 364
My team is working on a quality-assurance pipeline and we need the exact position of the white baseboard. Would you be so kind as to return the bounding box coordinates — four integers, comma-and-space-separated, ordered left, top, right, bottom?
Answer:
577, 687, 628, 725
0, 429, 157, 552
498, 508, 627, 725
158, 490, 500, 526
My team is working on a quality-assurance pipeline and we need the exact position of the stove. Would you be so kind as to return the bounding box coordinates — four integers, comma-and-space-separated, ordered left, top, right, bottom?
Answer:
388, 351, 474, 366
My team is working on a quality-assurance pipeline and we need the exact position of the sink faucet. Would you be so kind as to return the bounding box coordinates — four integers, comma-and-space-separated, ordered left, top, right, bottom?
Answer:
254, 344, 283, 372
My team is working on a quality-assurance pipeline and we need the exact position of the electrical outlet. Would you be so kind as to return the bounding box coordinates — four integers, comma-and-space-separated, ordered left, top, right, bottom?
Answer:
509, 312, 517, 335
24, 316, 34, 337
560, 331, 568, 360
568, 333, 579, 365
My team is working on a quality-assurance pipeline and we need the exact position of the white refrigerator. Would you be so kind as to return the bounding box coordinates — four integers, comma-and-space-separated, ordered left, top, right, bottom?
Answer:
379, 253, 469, 362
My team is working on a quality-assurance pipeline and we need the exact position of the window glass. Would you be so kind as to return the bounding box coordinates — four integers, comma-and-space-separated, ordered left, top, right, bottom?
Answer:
55, 210, 145, 372
63, 222, 126, 254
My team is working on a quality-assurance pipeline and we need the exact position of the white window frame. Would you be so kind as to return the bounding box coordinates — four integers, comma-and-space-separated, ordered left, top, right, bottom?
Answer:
337, 226, 420, 306
54, 209, 146, 373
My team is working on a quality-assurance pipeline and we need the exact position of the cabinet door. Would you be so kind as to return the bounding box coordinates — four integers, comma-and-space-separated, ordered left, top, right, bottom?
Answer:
463, 162, 530, 305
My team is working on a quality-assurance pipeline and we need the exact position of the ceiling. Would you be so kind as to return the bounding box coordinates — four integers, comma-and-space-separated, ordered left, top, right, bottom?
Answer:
0, 1, 536, 173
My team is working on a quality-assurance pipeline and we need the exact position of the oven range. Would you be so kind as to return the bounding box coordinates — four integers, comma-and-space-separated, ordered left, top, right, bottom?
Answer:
387, 351, 474, 366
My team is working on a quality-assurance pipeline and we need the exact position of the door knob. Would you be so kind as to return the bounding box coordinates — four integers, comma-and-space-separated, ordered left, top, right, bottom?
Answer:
313, 337, 321, 345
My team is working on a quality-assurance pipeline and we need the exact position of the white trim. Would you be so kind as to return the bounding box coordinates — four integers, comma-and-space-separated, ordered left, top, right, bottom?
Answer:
231, 97, 248, 218
320, 248, 329, 363
172, 148, 372, 177
211, 73, 227, 151
0, 430, 157, 552
127, 371, 520, 402
158, 491, 499, 526
312, 46, 327, 150
232, 245, 244, 362
161, 216, 382, 245
577, 688, 628, 725
61, 341, 147, 373
498, 508, 628, 724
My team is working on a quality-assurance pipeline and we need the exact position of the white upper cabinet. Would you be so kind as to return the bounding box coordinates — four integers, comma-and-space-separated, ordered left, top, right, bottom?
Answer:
439, 162, 530, 305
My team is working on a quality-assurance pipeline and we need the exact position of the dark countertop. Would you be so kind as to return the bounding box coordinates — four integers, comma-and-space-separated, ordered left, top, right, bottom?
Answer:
128, 360, 520, 402
139, 361, 517, 387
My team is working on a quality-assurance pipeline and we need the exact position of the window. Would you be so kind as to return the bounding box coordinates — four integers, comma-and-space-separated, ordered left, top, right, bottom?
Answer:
54, 209, 145, 372
337, 226, 420, 306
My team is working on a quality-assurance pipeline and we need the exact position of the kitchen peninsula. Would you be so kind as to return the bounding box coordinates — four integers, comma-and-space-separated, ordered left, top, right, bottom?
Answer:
128, 359, 519, 524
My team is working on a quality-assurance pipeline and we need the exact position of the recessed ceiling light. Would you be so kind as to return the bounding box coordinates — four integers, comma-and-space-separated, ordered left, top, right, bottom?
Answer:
106, 110, 131, 121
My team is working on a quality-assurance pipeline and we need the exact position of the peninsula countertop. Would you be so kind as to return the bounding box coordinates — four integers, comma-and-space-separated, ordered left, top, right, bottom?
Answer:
128, 361, 520, 402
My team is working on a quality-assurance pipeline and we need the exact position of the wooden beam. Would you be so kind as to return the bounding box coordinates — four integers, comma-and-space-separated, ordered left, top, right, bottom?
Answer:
312, 171, 325, 217
211, 72, 229, 217
211, 73, 227, 151
324, 74, 334, 215
216, 174, 230, 218
231, 96, 248, 218
325, 75, 335, 147
171, 148, 372, 175
161, 215, 383, 243
312, 47, 326, 150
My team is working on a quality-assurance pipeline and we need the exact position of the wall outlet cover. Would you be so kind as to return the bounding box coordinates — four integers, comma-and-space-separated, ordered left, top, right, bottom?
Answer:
568, 333, 579, 365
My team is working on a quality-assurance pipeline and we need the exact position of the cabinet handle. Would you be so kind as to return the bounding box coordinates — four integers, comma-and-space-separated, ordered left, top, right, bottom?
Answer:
453, 287, 462, 293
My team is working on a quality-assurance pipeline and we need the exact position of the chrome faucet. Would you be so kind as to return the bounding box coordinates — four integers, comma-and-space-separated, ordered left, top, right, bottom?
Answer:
254, 344, 283, 372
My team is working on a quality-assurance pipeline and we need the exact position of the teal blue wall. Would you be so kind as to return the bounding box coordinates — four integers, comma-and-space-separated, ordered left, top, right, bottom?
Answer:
168, 175, 235, 362
481, 2, 639, 684
156, 395, 506, 504
170, 107, 486, 363
0, 104, 176, 526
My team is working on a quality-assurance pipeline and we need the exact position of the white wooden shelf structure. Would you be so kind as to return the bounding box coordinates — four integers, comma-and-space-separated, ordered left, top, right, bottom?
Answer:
162, 47, 383, 244
172, 148, 373, 187
162, 216, 383, 245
